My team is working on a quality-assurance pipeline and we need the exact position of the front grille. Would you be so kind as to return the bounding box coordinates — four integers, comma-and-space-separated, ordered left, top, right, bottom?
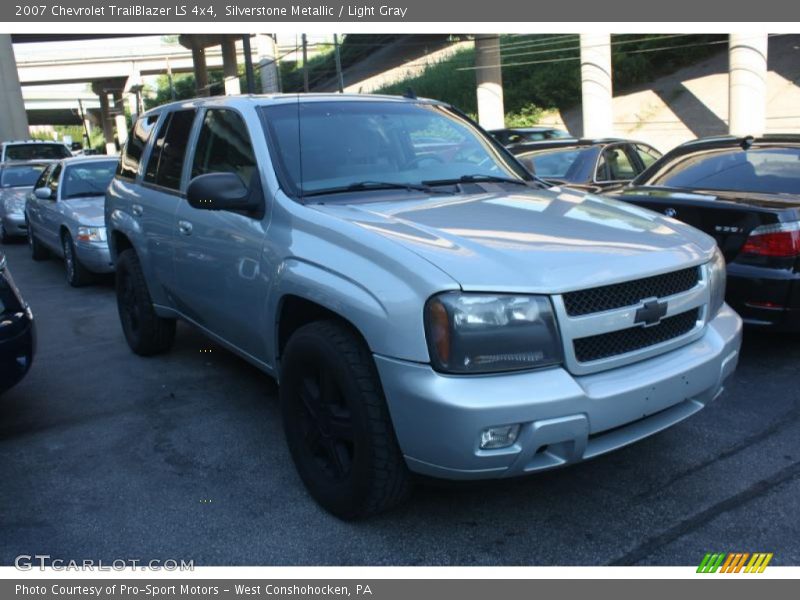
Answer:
573, 308, 700, 363
563, 267, 700, 316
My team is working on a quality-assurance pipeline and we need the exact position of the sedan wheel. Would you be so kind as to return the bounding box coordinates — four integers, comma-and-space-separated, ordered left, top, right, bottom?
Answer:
61, 232, 92, 287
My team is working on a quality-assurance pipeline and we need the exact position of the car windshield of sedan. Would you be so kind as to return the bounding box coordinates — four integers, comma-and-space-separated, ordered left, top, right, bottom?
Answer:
61, 161, 118, 199
646, 146, 800, 195
259, 101, 530, 197
0, 164, 49, 188
516, 147, 591, 179
5, 144, 71, 161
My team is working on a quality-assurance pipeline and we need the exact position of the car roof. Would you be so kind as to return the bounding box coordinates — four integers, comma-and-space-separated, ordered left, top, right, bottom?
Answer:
509, 138, 644, 153
2, 139, 68, 146
138, 93, 448, 119
674, 134, 800, 151
490, 126, 564, 133
0, 159, 56, 168
58, 155, 118, 166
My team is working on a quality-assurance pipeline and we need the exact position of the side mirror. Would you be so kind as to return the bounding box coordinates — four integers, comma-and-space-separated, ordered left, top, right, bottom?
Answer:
186, 172, 263, 214
34, 187, 52, 200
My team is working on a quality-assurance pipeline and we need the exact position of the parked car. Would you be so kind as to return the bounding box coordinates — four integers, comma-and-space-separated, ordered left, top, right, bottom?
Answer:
106, 95, 741, 519
0, 161, 52, 242
608, 135, 800, 331
0, 140, 72, 162
510, 138, 663, 193
26, 156, 118, 286
489, 127, 572, 146
0, 251, 35, 395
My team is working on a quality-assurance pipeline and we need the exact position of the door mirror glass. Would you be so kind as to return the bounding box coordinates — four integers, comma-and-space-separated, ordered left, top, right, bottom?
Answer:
34, 187, 52, 200
186, 172, 261, 213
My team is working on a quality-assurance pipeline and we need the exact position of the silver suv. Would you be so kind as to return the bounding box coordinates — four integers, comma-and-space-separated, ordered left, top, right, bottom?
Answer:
105, 95, 742, 519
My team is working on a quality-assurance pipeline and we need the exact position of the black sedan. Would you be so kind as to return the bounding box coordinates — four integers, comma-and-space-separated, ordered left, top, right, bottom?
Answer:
0, 250, 35, 395
509, 138, 662, 193
489, 126, 571, 146
608, 135, 800, 331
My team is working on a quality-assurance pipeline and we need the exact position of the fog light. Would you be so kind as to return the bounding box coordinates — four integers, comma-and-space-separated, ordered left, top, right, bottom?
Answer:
480, 424, 521, 449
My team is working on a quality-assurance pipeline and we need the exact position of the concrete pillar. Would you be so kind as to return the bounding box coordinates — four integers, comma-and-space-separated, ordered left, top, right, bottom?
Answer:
191, 43, 209, 97
580, 33, 614, 138
257, 34, 280, 93
95, 90, 116, 155
474, 35, 505, 130
0, 34, 30, 141
728, 33, 768, 137
221, 36, 241, 96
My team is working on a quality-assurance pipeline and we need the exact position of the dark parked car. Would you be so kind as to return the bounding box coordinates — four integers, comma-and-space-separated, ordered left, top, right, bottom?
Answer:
0, 251, 35, 395
609, 135, 800, 331
489, 126, 571, 146
510, 139, 662, 193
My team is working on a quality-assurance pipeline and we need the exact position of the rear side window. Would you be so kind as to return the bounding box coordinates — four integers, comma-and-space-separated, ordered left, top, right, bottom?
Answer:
648, 146, 800, 194
118, 115, 158, 180
4, 144, 71, 161
598, 146, 638, 181
191, 109, 256, 187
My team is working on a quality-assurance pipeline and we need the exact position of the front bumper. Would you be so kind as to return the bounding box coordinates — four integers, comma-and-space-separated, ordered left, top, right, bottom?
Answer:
75, 241, 114, 274
376, 304, 742, 480
1, 213, 27, 238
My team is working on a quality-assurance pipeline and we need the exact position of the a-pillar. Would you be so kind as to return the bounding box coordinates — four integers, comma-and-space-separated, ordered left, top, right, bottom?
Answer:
256, 34, 280, 93
728, 33, 768, 137
221, 36, 241, 96
579, 33, 614, 138
0, 34, 29, 141
474, 35, 504, 130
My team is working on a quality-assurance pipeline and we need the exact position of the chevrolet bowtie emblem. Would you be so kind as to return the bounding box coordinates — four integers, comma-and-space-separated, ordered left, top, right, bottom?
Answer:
635, 298, 668, 327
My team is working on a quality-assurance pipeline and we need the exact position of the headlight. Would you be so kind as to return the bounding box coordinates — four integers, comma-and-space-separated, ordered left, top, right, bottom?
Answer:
76, 226, 107, 243
424, 292, 563, 374
707, 247, 727, 319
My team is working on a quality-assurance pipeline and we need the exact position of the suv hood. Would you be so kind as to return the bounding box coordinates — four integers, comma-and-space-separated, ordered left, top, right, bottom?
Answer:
311, 187, 716, 293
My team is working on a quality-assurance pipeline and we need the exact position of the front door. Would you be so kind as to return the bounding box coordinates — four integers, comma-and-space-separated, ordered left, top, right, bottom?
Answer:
172, 108, 271, 362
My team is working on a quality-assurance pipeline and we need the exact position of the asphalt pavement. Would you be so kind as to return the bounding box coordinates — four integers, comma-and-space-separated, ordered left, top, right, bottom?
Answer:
1, 240, 798, 566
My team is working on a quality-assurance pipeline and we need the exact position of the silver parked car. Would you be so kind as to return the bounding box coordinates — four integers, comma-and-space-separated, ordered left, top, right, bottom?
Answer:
26, 156, 117, 286
106, 95, 742, 519
0, 160, 52, 243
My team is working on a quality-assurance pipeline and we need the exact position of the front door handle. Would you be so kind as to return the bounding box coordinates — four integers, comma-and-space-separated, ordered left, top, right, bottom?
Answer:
131, 204, 143, 217
178, 220, 193, 236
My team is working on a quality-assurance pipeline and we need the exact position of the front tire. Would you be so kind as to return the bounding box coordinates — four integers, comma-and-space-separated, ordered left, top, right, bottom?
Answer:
115, 248, 176, 356
27, 223, 48, 261
62, 231, 93, 287
280, 320, 411, 520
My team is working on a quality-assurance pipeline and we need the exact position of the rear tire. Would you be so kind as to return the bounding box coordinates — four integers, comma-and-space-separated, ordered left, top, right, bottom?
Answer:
280, 320, 411, 520
115, 248, 176, 356
62, 231, 93, 287
27, 223, 48, 261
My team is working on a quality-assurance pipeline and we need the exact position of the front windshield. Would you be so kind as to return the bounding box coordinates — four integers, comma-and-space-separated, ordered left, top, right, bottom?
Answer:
516, 146, 592, 179
5, 144, 71, 161
61, 161, 118, 199
0, 164, 48, 188
260, 100, 530, 197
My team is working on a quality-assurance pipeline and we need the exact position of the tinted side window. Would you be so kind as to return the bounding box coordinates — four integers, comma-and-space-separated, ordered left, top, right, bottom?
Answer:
191, 109, 256, 187
156, 110, 197, 190
118, 114, 158, 180
144, 114, 170, 183
34, 165, 52, 190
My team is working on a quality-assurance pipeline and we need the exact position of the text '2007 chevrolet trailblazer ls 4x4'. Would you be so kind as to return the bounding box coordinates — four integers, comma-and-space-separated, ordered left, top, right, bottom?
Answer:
105, 95, 742, 519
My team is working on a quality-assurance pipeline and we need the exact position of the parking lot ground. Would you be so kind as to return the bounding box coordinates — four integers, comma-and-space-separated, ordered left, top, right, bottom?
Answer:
1, 240, 799, 566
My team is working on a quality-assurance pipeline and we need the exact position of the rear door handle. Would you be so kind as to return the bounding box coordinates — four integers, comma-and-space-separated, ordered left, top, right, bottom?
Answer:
131, 204, 143, 217
178, 220, 193, 236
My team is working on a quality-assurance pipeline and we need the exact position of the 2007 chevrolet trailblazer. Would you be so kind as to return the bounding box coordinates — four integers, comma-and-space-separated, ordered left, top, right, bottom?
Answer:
105, 95, 742, 519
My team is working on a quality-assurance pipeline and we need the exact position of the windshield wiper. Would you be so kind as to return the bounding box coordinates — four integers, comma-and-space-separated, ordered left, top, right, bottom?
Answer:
303, 180, 452, 198
423, 174, 532, 187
